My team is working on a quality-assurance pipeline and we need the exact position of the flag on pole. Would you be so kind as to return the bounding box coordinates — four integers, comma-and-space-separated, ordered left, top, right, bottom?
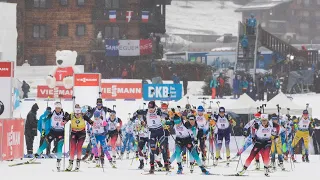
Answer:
109, 10, 116, 22
126, 11, 133, 22
141, 11, 149, 23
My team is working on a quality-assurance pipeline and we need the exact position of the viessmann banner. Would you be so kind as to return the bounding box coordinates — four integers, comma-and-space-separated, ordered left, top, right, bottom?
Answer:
101, 83, 142, 99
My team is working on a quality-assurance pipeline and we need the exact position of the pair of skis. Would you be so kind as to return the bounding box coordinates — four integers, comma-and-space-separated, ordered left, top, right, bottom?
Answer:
8, 161, 41, 167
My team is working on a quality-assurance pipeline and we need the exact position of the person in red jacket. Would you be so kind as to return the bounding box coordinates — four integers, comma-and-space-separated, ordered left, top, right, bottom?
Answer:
236, 114, 280, 177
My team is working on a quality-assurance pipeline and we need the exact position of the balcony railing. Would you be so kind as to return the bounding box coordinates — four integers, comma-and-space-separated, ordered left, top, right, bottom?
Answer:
92, 8, 160, 23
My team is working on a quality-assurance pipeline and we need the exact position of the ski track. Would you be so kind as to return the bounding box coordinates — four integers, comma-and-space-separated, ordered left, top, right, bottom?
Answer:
2, 154, 320, 179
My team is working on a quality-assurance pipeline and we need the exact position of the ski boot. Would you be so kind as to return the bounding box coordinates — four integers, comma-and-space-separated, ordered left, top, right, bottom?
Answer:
264, 166, 270, 177
81, 152, 90, 161
236, 166, 247, 176
135, 151, 139, 158
109, 159, 116, 168
28, 153, 39, 163
190, 162, 194, 173
211, 152, 215, 160
291, 156, 297, 163
156, 160, 163, 171
138, 159, 144, 169
126, 152, 130, 159
305, 155, 309, 163
199, 165, 210, 175
164, 162, 170, 171
177, 162, 183, 174
56, 159, 61, 172
213, 158, 218, 166
75, 159, 80, 171
302, 155, 306, 162
271, 161, 276, 171
279, 162, 285, 171
88, 154, 94, 161
149, 163, 155, 174
202, 157, 207, 167
255, 160, 260, 170
65, 159, 74, 171
119, 152, 124, 160
112, 155, 116, 163
226, 156, 230, 166
95, 157, 100, 167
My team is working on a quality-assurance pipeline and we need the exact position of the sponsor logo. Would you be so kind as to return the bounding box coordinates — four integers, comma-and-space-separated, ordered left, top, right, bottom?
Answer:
101, 83, 142, 99
76, 78, 98, 83
0, 68, 9, 71
74, 74, 100, 86
37, 86, 73, 98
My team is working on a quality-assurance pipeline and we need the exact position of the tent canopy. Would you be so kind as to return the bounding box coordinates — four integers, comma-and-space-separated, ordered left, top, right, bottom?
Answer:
228, 94, 259, 114
264, 92, 310, 115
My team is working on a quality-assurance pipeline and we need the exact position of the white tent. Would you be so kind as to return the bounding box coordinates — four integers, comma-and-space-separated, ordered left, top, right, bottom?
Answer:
227, 94, 259, 114
264, 92, 310, 115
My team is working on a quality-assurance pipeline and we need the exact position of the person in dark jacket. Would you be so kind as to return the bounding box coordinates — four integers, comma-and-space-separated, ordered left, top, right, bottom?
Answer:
182, 75, 188, 95
21, 80, 30, 99
233, 75, 241, 98
312, 118, 320, 154
25, 103, 39, 155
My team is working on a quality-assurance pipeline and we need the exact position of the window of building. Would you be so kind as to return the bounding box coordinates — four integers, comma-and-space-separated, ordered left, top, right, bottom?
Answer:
300, 23, 309, 29
104, 26, 119, 39
30, 55, 46, 65
77, 0, 85, 6
33, 0, 46, 8
76, 55, 85, 65
76, 24, 86, 36
268, 23, 278, 29
105, 0, 119, 8
315, 11, 320, 17
318, 0, 320, 5
296, 0, 301, 4
60, 0, 68, 6
317, 24, 320, 29
33, 25, 47, 38
303, 0, 309, 5
58, 24, 68, 36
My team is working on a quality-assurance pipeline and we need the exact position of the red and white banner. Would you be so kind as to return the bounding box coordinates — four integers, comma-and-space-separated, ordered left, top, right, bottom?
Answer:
74, 73, 100, 86
0, 61, 14, 118
0, 62, 13, 77
140, 39, 153, 55
101, 83, 142, 99
37, 85, 73, 98
73, 73, 101, 107
0, 119, 24, 161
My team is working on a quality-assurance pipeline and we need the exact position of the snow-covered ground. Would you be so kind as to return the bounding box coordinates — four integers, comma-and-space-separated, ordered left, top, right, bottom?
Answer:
166, 0, 242, 36
1, 153, 320, 178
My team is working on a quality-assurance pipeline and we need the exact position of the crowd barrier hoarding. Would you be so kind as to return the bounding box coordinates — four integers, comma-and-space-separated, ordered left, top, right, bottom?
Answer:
142, 84, 182, 101
0, 118, 24, 161
101, 83, 142, 99
73, 73, 101, 107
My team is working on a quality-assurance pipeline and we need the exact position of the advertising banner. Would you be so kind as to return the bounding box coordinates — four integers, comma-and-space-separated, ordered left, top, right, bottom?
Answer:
101, 83, 142, 99
74, 73, 100, 87
0, 119, 24, 161
118, 40, 140, 56
140, 39, 152, 55
37, 86, 73, 98
0, 61, 14, 118
73, 73, 101, 107
142, 84, 182, 101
